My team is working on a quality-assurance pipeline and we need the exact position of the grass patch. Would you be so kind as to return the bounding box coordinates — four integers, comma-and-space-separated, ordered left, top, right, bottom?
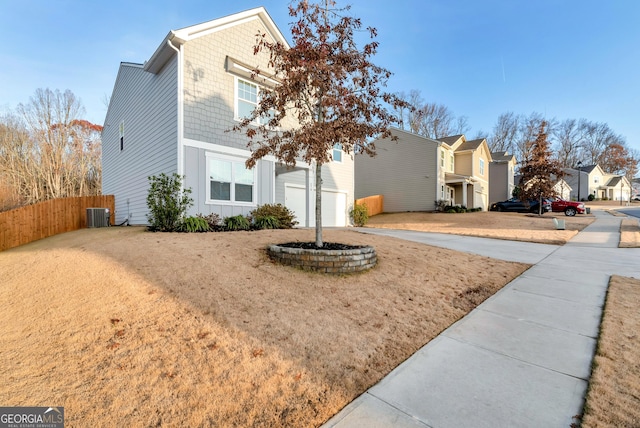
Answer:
619, 218, 640, 248
581, 275, 640, 427
0, 227, 528, 427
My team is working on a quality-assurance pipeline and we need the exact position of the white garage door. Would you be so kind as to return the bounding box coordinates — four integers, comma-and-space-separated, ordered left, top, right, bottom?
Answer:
322, 190, 347, 227
285, 185, 307, 227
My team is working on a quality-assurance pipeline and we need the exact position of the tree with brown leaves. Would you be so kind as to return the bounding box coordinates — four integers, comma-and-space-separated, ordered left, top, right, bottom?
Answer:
232, 0, 405, 247
518, 121, 564, 215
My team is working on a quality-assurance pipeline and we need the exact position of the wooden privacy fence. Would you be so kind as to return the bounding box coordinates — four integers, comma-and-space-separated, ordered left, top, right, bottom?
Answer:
355, 195, 384, 216
0, 195, 115, 252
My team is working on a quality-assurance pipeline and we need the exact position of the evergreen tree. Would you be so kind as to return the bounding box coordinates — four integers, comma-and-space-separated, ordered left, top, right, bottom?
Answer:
518, 121, 564, 215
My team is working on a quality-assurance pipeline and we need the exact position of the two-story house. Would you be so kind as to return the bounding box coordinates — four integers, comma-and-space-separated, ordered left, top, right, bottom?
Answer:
102, 7, 354, 227
489, 151, 517, 204
354, 128, 492, 212
563, 164, 631, 201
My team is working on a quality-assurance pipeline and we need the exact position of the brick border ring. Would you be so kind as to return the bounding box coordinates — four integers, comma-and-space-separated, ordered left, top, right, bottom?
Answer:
267, 243, 377, 274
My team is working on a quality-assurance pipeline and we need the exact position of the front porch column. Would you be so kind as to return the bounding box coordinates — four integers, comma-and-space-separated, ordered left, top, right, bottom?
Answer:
462, 182, 468, 208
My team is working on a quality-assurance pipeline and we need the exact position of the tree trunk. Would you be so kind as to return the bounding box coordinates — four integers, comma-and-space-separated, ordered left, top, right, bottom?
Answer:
315, 162, 323, 247
539, 195, 543, 216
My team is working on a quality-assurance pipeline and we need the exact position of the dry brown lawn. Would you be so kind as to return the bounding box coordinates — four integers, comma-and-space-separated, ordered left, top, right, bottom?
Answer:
581, 275, 640, 427
366, 211, 594, 245
0, 227, 529, 427
620, 218, 640, 248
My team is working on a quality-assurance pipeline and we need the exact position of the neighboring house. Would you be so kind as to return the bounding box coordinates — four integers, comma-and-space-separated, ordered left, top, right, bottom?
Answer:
563, 164, 631, 201
633, 178, 640, 197
354, 129, 492, 212
553, 178, 573, 200
489, 151, 516, 203
514, 174, 572, 200
102, 7, 354, 227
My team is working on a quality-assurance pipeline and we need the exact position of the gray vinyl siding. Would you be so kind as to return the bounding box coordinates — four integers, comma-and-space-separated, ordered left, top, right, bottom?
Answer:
102, 58, 178, 225
355, 129, 439, 212
183, 145, 274, 218
489, 162, 509, 203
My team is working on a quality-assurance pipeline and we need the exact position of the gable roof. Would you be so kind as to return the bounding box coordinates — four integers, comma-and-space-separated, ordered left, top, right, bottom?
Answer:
577, 164, 599, 173
439, 135, 465, 146
455, 138, 484, 152
144, 7, 288, 74
605, 176, 622, 187
491, 151, 516, 163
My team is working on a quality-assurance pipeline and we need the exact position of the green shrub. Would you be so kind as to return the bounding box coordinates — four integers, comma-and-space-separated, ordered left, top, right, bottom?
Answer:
446, 208, 457, 213
249, 204, 297, 229
223, 215, 251, 231
588, 194, 595, 201
197, 213, 221, 231
253, 215, 280, 230
180, 216, 210, 232
146, 173, 193, 232
350, 203, 369, 227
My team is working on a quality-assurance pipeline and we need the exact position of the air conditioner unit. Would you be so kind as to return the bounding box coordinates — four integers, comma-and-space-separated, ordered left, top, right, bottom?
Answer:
86, 208, 110, 228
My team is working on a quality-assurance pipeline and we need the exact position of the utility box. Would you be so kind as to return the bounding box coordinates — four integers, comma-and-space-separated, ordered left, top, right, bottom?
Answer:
86, 208, 110, 228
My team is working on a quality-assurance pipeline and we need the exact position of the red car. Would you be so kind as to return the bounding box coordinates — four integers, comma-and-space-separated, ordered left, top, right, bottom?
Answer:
549, 198, 585, 216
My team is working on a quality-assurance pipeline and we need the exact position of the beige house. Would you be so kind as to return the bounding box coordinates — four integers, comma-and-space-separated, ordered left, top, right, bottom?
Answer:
355, 129, 492, 211
563, 164, 631, 201
102, 8, 354, 226
489, 151, 517, 203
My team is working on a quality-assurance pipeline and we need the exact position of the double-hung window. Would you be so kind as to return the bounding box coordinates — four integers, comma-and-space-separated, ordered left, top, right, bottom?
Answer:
449, 153, 454, 172
333, 143, 343, 162
207, 155, 255, 204
440, 149, 445, 168
479, 158, 485, 176
235, 77, 275, 125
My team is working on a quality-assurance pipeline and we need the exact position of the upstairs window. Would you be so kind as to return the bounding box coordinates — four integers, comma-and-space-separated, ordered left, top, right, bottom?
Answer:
449, 153, 454, 172
440, 149, 445, 168
119, 121, 124, 151
333, 143, 342, 162
235, 77, 275, 125
479, 158, 485, 176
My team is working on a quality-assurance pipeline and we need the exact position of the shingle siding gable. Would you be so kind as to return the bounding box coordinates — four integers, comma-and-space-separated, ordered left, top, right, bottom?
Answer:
182, 18, 277, 150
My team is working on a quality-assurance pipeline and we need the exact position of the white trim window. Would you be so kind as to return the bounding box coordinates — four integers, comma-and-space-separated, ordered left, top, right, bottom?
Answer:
119, 121, 124, 151
206, 154, 256, 205
440, 149, 445, 168
449, 152, 454, 172
333, 143, 342, 162
479, 158, 485, 176
235, 77, 274, 125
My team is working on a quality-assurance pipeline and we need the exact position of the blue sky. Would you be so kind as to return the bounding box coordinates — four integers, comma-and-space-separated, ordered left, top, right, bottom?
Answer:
1, 0, 639, 153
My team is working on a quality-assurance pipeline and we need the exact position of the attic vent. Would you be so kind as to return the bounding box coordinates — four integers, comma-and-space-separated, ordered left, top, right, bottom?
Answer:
86, 208, 110, 228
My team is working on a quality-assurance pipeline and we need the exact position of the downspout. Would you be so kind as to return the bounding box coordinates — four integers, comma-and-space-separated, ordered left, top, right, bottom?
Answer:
166, 38, 184, 181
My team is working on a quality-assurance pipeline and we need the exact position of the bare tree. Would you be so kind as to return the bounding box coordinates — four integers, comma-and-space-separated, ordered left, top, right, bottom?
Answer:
578, 119, 622, 166
232, 0, 405, 247
487, 112, 519, 153
553, 118, 583, 168
0, 89, 102, 209
416, 102, 456, 139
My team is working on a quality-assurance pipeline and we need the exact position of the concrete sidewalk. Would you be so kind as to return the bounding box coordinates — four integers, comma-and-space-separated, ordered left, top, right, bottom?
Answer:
324, 211, 640, 428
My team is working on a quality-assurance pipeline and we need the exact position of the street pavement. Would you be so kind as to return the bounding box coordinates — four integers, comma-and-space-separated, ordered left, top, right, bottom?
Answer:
323, 209, 640, 428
